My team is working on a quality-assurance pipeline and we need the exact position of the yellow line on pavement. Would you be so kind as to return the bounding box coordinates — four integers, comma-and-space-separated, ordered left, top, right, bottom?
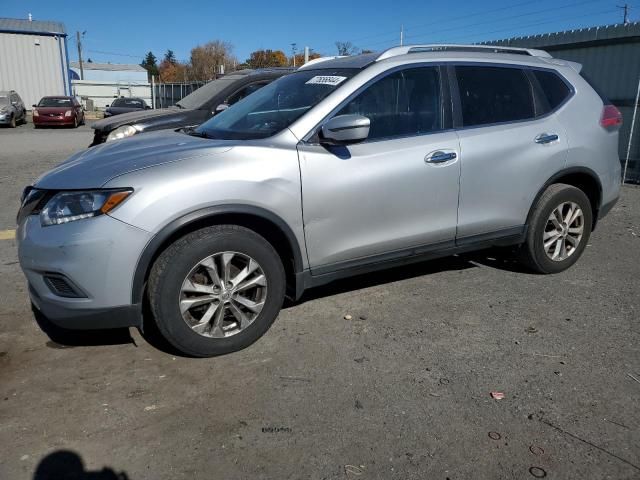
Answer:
0, 229, 16, 240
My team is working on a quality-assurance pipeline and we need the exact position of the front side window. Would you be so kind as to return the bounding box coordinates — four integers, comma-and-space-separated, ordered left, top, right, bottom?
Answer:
337, 67, 442, 140
113, 98, 144, 108
456, 66, 534, 127
197, 69, 357, 140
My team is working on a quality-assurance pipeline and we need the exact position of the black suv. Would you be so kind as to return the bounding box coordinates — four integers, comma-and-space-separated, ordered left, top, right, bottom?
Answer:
90, 68, 293, 146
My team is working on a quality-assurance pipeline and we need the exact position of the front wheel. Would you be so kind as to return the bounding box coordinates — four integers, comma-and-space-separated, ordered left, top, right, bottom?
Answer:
9, 115, 16, 128
148, 225, 286, 357
520, 183, 592, 274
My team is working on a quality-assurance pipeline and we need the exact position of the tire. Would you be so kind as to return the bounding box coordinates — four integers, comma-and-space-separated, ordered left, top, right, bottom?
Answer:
148, 225, 286, 357
72, 116, 78, 128
9, 114, 16, 128
520, 183, 592, 274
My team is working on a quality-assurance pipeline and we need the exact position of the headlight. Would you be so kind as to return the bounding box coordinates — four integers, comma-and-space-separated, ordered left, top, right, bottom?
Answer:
106, 124, 140, 142
40, 189, 133, 226
64, 110, 73, 117
33, 109, 39, 117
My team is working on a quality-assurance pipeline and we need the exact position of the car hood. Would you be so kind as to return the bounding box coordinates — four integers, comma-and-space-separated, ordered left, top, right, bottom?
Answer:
34, 131, 233, 190
92, 107, 197, 131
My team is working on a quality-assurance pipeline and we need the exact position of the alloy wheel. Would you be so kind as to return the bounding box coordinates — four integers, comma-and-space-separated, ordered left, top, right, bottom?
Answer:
178, 251, 267, 338
543, 201, 584, 262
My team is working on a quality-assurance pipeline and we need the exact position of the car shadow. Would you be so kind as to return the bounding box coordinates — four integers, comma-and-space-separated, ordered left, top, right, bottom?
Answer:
289, 246, 533, 305
32, 305, 134, 349
33, 450, 129, 480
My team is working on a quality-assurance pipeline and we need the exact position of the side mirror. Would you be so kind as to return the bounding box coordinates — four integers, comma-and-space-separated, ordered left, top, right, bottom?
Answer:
214, 103, 229, 115
320, 114, 370, 145
145, 105, 151, 110
32, 104, 37, 108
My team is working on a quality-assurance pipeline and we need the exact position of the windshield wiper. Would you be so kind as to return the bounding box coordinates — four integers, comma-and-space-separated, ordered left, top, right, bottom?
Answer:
183, 128, 209, 139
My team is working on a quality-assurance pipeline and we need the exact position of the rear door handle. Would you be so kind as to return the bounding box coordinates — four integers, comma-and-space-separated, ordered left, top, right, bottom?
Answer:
535, 133, 559, 144
425, 151, 457, 163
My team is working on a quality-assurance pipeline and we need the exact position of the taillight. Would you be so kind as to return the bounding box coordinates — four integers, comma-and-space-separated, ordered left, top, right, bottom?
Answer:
600, 104, 622, 129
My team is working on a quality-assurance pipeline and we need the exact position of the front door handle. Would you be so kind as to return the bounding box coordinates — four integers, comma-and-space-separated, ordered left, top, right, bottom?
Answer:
425, 151, 457, 163
535, 133, 559, 144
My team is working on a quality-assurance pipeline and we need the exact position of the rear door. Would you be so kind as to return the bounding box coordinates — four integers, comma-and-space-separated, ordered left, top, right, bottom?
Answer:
299, 65, 461, 272
453, 64, 569, 240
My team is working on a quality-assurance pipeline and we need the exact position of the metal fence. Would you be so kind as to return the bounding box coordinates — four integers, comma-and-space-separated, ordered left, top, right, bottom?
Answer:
152, 81, 207, 109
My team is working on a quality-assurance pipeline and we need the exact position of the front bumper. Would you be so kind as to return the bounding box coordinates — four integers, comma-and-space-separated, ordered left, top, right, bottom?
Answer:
18, 213, 153, 329
0, 113, 12, 124
33, 115, 75, 126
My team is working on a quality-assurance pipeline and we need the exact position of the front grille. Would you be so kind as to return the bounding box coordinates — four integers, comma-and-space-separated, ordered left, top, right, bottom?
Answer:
43, 274, 86, 298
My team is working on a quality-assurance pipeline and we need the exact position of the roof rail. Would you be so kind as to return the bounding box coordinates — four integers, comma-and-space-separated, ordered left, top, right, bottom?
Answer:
298, 56, 346, 70
376, 44, 552, 61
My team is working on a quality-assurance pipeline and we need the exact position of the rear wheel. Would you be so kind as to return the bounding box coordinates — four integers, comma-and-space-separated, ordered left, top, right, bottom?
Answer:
520, 183, 592, 273
148, 225, 286, 357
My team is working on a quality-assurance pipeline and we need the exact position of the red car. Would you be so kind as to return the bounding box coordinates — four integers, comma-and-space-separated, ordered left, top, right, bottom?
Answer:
33, 96, 85, 128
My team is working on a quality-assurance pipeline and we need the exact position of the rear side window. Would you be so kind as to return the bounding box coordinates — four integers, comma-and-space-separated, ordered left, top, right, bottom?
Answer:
337, 66, 442, 140
533, 70, 571, 113
455, 66, 534, 127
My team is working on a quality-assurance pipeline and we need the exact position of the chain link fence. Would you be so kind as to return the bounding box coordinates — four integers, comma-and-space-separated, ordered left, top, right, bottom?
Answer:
152, 81, 207, 109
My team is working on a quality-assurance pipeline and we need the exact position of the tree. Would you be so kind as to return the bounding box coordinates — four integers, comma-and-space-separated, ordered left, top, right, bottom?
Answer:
188, 40, 237, 81
164, 49, 177, 64
159, 59, 188, 82
291, 51, 321, 66
140, 51, 159, 80
246, 49, 289, 68
335, 41, 358, 56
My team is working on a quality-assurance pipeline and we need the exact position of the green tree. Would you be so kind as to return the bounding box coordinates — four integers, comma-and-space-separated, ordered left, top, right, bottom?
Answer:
140, 51, 159, 80
164, 49, 177, 64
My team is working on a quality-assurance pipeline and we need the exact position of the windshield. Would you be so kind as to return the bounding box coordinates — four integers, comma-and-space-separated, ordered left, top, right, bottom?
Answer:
38, 97, 72, 107
176, 75, 244, 109
113, 98, 144, 108
197, 69, 358, 140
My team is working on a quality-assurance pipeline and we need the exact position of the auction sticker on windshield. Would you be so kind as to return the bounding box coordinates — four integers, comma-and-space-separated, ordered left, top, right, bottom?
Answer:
305, 76, 347, 86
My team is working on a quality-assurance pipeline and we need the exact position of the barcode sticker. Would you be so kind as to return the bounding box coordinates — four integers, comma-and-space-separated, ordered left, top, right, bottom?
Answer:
305, 76, 347, 86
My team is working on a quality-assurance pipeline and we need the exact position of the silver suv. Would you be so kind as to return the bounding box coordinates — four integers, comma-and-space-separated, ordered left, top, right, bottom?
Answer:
17, 45, 622, 357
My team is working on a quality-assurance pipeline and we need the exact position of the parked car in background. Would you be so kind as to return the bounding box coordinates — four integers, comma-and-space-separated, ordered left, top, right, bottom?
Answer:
17, 45, 621, 357
104, 97, 150, 117
89, 68, 293, 145
33, 96, 84, 128
0, 90, 27, 127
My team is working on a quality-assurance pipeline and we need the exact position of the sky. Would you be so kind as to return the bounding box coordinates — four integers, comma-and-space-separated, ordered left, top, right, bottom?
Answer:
1, 0, 633, 65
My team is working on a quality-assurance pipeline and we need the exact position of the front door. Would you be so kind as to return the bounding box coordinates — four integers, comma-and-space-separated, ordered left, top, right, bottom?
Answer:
298, 66, 461, 273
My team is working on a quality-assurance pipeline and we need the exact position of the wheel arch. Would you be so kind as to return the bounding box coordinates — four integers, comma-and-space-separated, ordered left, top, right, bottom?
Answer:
527, 167, 603, 230
131, 205, 305, 305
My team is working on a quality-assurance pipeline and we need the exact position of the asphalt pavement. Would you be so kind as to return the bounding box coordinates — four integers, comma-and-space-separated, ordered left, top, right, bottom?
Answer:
1, 121, 639, 479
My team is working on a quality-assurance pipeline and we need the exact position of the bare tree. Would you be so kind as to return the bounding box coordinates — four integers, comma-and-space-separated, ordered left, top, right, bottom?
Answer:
188, 40, 238, 80
335, 41, 359, 56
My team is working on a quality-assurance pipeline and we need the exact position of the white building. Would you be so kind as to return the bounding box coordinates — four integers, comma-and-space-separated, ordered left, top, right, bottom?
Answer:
70, 62, 152, 110
0, 17, 71, 108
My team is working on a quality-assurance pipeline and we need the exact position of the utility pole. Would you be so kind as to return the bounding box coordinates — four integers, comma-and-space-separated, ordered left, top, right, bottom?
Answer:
304, 46, 310, 65
76, 31, 85, 80
291, 43, 297, 67
617, 4, 631, 25
400, 24, 404, 46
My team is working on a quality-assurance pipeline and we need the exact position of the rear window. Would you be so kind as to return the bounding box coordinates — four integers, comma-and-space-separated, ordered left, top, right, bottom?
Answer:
113, 98, 144, 108
533, 70, 571, 113
455, 66, 534, 127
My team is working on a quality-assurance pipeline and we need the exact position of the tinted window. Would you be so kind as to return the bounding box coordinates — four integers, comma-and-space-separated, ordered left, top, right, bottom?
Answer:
456, 66, 534, 126
227, 82, 269, 106
337, 67, 442, 140
533, 70, 571, 113
113, 98, 144, 108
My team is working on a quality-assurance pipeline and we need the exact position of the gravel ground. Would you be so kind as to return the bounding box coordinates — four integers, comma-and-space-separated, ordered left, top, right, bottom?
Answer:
1, 123, 639, 480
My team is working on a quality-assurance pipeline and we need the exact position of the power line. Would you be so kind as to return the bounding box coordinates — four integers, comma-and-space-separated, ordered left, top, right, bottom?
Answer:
357, 1, 615, 50
86, 49, 144, 59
